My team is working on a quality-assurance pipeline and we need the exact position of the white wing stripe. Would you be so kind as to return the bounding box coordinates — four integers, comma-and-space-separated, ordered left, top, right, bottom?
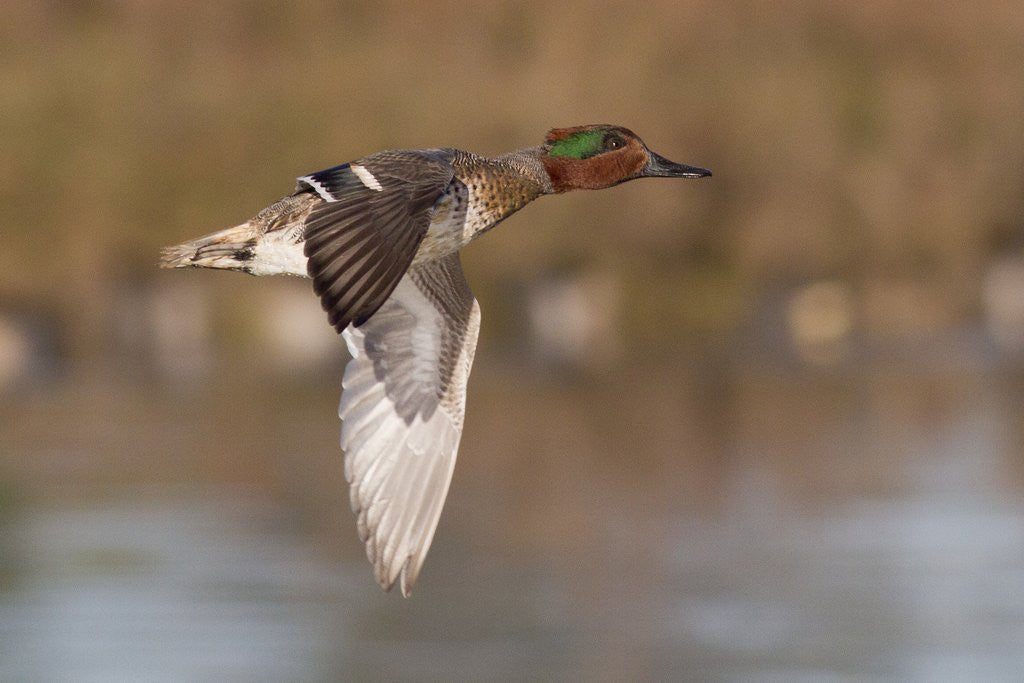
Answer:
350, 164, 384, 192
297, 173, 336, 202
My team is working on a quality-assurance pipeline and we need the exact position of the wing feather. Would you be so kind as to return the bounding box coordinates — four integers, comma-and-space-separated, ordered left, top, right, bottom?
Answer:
301, 150, 457, 333
337, 253, 480, 596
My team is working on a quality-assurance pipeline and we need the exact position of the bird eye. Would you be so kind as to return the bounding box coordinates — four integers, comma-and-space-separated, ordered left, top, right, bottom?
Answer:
605, 134, 625, 150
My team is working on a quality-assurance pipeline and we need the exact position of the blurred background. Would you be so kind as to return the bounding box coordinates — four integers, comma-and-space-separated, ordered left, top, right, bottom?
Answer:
3, 0, 1024, 678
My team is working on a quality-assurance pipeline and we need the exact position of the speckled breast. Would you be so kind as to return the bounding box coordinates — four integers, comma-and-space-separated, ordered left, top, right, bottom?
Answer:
414, 163, 543, 265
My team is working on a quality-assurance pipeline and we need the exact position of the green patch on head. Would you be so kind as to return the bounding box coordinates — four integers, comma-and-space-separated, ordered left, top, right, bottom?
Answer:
547, 130, 606, 159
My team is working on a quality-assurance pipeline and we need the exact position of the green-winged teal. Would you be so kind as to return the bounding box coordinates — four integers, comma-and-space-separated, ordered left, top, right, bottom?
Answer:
162, 124, 711, 596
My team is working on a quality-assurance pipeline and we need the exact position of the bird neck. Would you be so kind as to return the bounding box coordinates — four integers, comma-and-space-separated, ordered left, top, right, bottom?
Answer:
491, 146, 557, 196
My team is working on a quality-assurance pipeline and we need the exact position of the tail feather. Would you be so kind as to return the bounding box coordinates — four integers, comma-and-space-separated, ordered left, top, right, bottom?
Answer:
160, 222, 257, 272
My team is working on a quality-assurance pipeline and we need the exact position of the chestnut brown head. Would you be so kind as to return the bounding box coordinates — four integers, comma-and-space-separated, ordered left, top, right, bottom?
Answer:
540, 124, 711, 193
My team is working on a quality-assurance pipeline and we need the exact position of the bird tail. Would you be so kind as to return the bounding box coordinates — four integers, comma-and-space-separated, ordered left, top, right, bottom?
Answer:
160, 222, 258, 272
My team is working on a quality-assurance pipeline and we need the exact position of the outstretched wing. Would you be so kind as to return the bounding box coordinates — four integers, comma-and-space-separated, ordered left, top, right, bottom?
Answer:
300, 150, 456, 333
338, 253, 481, 596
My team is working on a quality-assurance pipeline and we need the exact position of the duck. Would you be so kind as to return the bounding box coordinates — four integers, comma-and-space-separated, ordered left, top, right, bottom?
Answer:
161, 124, 711, 596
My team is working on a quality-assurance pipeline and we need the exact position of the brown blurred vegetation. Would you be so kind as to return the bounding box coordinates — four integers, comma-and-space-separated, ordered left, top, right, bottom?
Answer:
3, 1, 1024, 521
4, 0, 1023, 362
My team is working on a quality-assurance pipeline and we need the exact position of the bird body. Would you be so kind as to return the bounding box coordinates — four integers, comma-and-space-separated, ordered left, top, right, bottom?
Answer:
162, 125, 710, 596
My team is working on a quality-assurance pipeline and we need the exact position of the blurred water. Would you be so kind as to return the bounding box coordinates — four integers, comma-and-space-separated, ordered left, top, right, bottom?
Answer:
2, 362, 1024, 680
0, 497, 359, 681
